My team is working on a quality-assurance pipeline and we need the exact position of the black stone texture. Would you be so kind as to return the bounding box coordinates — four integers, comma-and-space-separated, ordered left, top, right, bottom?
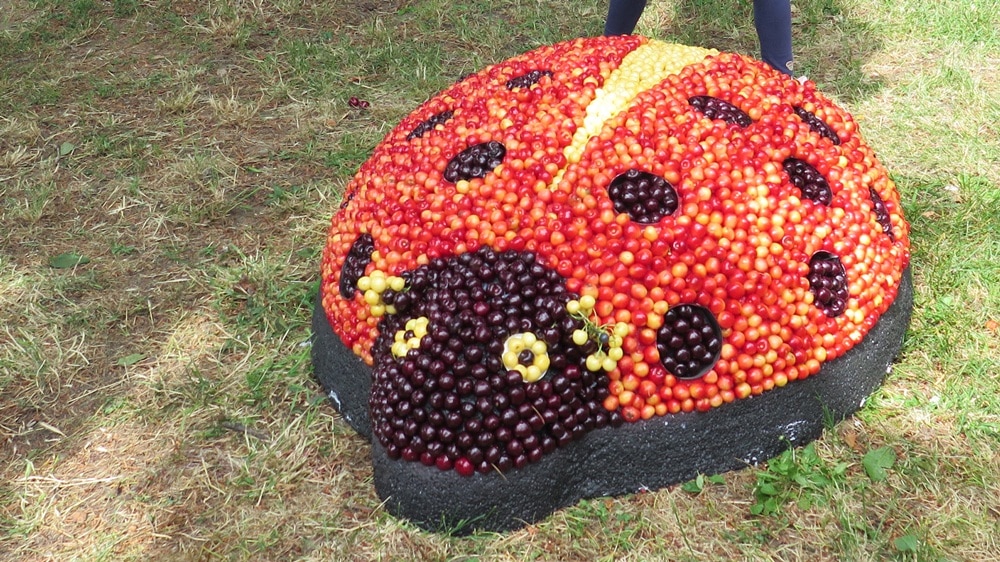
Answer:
311, 268, 913, 534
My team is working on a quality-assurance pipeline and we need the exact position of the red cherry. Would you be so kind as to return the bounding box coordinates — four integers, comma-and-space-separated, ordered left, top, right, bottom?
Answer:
435, 455, 453, 471
454, 457, 474, 477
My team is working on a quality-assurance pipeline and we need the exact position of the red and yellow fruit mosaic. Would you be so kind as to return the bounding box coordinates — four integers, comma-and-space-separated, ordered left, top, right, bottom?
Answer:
320, 36, 909, 473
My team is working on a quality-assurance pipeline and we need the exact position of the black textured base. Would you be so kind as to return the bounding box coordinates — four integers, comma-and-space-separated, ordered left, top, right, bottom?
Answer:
311, 268, 913, 534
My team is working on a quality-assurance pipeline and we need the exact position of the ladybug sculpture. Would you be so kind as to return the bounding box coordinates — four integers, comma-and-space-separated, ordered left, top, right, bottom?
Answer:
312, 36, 912, 533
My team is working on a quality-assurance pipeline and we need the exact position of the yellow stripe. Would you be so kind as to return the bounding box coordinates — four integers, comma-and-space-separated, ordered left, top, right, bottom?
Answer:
550, 40, 717, 190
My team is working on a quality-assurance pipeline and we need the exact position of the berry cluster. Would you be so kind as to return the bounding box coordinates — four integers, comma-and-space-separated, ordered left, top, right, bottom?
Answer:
443, 141, 507, 183
688, 95, 752, 127
655, 304, 723, 380
567, 295, 629, 373
407, 110, 455, 140
783, 157, 833, 206
807, 252, 849, 317
320, 36, 910, 474
868, 187, 896, 241
608, 169, 679, 224
348, 96, 370, 109
368, 247, 619, 474
506, 70, 553, 90
793, 106, 840, 145
338, 234, 374, 298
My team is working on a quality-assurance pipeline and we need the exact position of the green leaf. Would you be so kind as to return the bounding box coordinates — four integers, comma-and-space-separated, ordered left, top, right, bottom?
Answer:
797, 472, 831, 488
117, 353, 145, 366
757, 482, 780, 496
59, 141, 76, 156
681, 474, 704, 493
863, 446, 897, 482
893, 533, 919, 552
763, 497, 779, 514
48, 253, 90, 268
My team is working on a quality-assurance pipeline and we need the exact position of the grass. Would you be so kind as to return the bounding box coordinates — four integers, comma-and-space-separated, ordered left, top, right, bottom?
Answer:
2, 0, 999, 559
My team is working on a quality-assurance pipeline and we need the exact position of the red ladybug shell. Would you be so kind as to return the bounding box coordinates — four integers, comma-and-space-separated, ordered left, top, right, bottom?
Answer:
319, 36, 909, 473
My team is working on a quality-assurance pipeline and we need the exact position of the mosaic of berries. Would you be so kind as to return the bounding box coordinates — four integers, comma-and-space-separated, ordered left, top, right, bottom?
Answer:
320, 36, 910, 475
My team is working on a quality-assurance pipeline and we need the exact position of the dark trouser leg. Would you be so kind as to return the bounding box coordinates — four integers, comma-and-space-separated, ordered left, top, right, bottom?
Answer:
753, 0, 794, 75
605, 0, 647, 36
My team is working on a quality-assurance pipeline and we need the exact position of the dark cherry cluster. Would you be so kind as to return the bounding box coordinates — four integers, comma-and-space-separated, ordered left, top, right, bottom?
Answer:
783, 157, 833, 205
506, 69, 553, 90
368, 247, 622, 475
608, 169, 679, 224
339, 234, 374, 297
688, 95, 752, 127
808, 251, 849, 317
443, 141, 507, 183
348, 96, 370, 109
869, 188, 896, 241
794, 106, 840, 145
655, 304, 723, 380
407, 110, 456, 140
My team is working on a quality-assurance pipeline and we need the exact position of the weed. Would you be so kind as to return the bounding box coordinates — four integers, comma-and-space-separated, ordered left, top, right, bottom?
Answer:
750, 442, 848, 517
680, 472, 725, 494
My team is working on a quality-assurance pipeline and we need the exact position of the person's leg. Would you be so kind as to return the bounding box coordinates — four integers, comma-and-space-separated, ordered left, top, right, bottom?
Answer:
605, 0, 648, 35
753, 0, 794, 75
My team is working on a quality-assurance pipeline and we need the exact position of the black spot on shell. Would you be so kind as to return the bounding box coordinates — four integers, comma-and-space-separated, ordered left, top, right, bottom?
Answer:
506, 70, 553, 90
608, 169, 678, 224
443, 141, 506, 183
407, 110, 455, 140
868, 188, 895, 241
689, 96, 752, 127
808, 251, 849, 317
793, 106, 841, 145
340, 234, 375, 298
783, 158, 832, 206
656, 304, 722, 380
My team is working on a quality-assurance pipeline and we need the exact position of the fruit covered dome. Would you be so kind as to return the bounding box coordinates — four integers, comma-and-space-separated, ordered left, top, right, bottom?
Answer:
312, 35, 911, 532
